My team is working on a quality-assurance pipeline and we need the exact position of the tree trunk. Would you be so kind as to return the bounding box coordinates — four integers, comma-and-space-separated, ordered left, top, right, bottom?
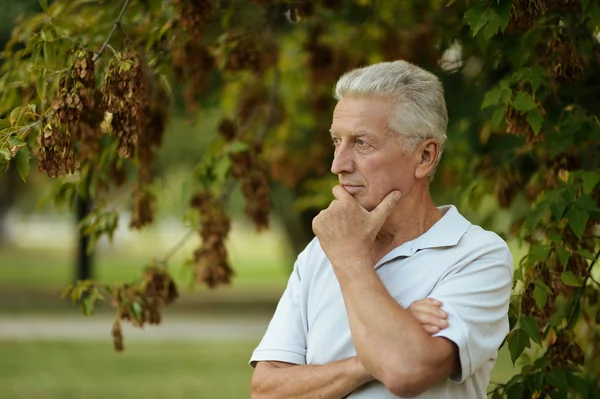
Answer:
0, 168, 18, 245
75, 195, 94, 281
270, 184, 319, 265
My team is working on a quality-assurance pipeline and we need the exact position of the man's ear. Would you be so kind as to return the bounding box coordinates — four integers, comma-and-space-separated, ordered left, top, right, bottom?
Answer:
415, 139, 440, 180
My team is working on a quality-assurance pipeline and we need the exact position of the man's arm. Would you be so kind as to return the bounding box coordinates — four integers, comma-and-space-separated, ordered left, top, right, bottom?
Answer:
335, 262, 459, 397
251, 358, 372, 399
251, 298, 449, 399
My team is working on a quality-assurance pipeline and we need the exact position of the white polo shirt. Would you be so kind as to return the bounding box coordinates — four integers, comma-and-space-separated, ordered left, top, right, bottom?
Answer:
250, 205, 513, 398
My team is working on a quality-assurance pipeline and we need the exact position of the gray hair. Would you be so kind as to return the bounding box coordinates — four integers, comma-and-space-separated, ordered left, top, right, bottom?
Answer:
333, 60, 448, 179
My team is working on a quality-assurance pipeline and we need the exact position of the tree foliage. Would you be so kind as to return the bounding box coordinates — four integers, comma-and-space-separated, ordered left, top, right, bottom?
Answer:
1, 0, 600, 396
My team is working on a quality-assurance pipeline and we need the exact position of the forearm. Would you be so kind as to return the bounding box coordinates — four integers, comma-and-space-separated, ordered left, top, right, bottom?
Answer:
251, 357, 372, 399
335, 261, 452, 392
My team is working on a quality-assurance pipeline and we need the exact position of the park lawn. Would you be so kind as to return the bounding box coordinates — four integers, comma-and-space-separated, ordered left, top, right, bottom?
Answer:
0, 246, 291, 288
0, 340, 517, 399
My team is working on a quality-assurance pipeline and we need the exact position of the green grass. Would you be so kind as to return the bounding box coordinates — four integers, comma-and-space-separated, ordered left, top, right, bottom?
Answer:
0, 340, 517, 399
0, 340, 256, 399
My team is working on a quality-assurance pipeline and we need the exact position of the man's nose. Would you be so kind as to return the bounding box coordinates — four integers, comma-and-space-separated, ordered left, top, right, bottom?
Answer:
331, 145, 355, 175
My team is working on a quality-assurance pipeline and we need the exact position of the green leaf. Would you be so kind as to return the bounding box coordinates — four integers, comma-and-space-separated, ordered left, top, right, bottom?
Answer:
43, 41, 56, 70
505, 381, 524, 399
131, 301, 143, 322
556, 247, 569, 268
533, 280, 551, 309
226, 141, 250, 153
533, 356, 549, 370
581, 171, 599, 194
8, 136, 24, 147
483, 11, 503, 39
548, 390, 568, 399
526, 108, 543, 135
464, 3, 496, 37
0, 148, 11, 161
9, 107, 22, 126
575, 194, 599, 211
561, 271, 582, 287
568, 373, 590, 398
508, 328, 530, 364
36, 70, 47, 103
40, 0, 48, 11
548, 229, 562, 244
550, 195, 567, 221
566, 207, 589, 239
482, 87, 503, 109
520, 315, 542, 345
528, 65, 545, 92
575, 248, 595, 260
81, 295, 94, 316
512, 92, 537, 112
546, 370, 569, 392
580, 0, 590, 11
491, 106, 505, 128
526, 202, 548, 232
15, 146, 31, 183
60, 284, 74, 299
529, 243, 551, 263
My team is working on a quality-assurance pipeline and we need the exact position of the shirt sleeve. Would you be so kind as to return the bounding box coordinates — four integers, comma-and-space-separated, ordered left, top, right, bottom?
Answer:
430, 245, 513, 383
249, 260, 307, 368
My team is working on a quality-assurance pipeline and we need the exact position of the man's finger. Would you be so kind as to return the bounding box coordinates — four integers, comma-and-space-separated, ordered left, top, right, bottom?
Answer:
410, 304, 447, 318
424, 298, 443, 306
370, 190, 402, 221
332, 185, 354, 201
423, 325, 441, 334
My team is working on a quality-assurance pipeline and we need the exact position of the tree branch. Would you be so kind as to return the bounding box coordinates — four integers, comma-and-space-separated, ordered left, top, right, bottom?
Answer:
4, 118, 45, 139
565, 249, 600, 326
92, 0, 130, 63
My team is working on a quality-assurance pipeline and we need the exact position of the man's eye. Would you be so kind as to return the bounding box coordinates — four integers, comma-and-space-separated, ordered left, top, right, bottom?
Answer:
332, 138, 341, 145
357, 139, 367, 146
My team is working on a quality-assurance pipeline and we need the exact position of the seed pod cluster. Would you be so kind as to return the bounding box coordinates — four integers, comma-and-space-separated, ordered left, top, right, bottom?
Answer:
172, 0, 213, 38
222, 116, 272, 231
190, 192, 233, 288
171, 0, 215, 108
545, 35, 584, 85
129, 82, 169, 230
509, 0, 583, 33
224, 34, 277, 75
546, 331, 585, 369
110, 267, 178, 351
36, 116, 76, 178
504, 103, 546, 144
70, 90, 104, 162
129, 189, 156, 230
101, 48, 147, 158
304, 25, 348, 86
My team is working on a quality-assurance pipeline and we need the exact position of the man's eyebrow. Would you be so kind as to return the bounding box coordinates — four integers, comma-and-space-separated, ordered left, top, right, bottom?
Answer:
329, 129, 372, 138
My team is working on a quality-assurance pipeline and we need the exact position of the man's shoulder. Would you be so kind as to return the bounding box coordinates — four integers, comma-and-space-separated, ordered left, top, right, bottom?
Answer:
293, 237, 329, 278
459, 222, 512, 265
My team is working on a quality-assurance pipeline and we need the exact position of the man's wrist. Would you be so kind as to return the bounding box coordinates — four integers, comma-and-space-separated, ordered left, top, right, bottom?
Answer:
347, 356, 374, 386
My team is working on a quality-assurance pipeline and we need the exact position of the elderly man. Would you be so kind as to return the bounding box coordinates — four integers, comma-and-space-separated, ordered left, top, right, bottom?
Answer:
249, 61, 513, 398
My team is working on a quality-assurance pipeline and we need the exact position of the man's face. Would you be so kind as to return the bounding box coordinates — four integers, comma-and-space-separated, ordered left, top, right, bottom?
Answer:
330, 96, 417, 211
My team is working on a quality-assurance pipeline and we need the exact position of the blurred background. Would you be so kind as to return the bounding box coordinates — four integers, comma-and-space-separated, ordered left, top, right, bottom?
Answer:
0, 0, 533, 398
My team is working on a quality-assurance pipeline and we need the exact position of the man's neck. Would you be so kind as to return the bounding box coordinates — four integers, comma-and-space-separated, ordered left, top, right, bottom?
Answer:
373, 189, 442, 262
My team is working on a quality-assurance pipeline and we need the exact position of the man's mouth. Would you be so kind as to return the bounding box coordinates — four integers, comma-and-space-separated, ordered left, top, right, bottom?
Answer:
342, 184, 364, 195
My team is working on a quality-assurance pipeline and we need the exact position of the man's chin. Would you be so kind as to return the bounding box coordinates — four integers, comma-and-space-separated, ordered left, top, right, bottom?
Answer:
355, 198, 376, 212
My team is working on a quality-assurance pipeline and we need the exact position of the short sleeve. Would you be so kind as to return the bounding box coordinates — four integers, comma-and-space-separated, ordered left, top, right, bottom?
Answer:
430, 246, 513, 383
249, 261, 307, 368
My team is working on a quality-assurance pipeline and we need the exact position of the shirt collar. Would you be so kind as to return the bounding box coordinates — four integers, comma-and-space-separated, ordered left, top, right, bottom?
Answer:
374, 205, 471, 268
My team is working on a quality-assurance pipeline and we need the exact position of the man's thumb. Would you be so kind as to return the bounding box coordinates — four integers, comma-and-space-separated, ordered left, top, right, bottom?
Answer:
372, 190, 402, 221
